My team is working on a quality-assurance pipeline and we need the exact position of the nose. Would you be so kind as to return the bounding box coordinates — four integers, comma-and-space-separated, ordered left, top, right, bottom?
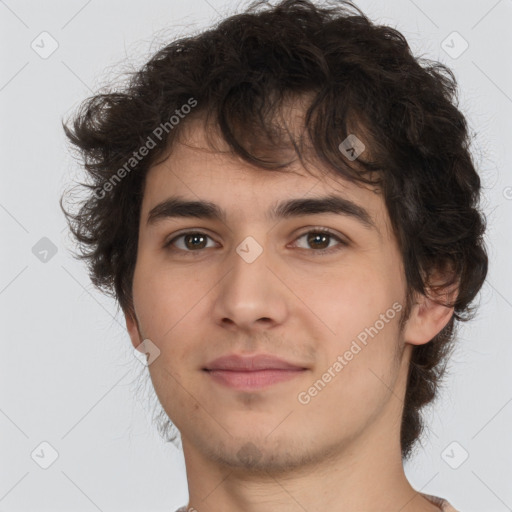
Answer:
211, 239, 289, 332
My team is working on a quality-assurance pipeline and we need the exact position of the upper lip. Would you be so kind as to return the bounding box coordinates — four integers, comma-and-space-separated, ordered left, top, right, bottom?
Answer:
204, 354, 307, 371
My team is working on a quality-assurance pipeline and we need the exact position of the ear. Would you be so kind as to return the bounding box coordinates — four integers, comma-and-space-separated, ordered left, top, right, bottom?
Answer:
124, 309, 143, 349
402, 277, 458, 346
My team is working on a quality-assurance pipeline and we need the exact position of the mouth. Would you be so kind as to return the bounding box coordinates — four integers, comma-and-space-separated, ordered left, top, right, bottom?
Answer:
203, 353, 308, 391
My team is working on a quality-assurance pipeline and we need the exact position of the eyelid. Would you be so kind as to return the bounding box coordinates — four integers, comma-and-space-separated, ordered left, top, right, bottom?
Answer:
163, 229, 219, 250
291, 226, 347, 242
163, 226, 348, 254
289, 227, 348, 253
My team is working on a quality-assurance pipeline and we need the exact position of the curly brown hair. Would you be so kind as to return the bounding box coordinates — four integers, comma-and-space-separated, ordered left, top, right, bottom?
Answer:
61, 0, 488, 460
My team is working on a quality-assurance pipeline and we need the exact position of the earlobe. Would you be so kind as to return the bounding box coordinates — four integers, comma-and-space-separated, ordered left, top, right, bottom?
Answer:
403, 292, 455, 346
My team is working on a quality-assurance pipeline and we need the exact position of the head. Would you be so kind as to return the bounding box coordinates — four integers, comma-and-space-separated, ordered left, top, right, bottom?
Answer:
61, 0, 487, 463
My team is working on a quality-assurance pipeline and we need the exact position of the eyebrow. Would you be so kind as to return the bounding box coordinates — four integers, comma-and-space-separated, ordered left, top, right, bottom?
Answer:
146, 194, 377, 231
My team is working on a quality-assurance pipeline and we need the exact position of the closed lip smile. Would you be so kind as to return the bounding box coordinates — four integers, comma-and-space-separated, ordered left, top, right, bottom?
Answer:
203, 354, 308, 390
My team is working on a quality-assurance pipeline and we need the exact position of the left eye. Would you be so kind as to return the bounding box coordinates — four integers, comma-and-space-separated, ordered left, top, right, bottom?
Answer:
163, 229, 346, 254
291, 229, 346, 253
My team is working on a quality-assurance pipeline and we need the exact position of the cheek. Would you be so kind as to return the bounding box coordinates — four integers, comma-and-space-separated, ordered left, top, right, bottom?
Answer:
131, 258, 206, 385
291, 262, 390, 337
296, 265, 403, 394
299, 316, 402, 433
132, 257, 207, 341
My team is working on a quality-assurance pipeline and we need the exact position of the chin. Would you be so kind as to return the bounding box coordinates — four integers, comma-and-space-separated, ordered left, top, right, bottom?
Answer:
202, 428, 321, 469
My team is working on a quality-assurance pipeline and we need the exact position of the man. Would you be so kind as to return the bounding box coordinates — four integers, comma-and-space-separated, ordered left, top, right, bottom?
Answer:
61, 0, 487, 510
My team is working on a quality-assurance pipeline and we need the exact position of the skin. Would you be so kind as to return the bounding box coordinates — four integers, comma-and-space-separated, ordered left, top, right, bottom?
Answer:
125, 114, 454, 512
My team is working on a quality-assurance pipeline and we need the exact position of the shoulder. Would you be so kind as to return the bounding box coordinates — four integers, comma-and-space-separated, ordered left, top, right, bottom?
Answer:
421, 492, 460, 511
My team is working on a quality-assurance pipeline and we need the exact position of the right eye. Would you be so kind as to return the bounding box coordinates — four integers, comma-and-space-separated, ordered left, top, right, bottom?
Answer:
163, 231, 218, 253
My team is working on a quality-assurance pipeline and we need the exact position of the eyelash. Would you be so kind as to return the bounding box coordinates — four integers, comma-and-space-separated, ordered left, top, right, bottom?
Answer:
163, 228, 348, 256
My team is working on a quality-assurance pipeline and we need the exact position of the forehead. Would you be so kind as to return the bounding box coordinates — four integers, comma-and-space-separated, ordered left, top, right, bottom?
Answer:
141, 116, 389, 235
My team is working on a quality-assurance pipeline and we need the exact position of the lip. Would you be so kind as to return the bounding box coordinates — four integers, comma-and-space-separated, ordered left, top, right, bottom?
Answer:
204, 354, 307, 371
203, 354, 308, 391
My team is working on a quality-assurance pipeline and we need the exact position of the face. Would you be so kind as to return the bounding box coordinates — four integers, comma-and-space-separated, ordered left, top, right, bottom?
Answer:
126, 117, 414, 473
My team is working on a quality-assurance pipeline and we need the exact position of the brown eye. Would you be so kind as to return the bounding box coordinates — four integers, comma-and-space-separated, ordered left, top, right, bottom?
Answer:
306, 232, 331, 250
183, 233, 208, 250
164, 232, 216, 252
292, 229, 347, 254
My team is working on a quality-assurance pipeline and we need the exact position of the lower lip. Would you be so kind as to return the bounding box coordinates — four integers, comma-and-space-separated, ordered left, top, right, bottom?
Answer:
205, 369, 306, 390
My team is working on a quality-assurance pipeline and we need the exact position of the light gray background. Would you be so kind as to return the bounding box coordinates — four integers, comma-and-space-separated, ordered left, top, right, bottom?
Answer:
1, 0, 511, 510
